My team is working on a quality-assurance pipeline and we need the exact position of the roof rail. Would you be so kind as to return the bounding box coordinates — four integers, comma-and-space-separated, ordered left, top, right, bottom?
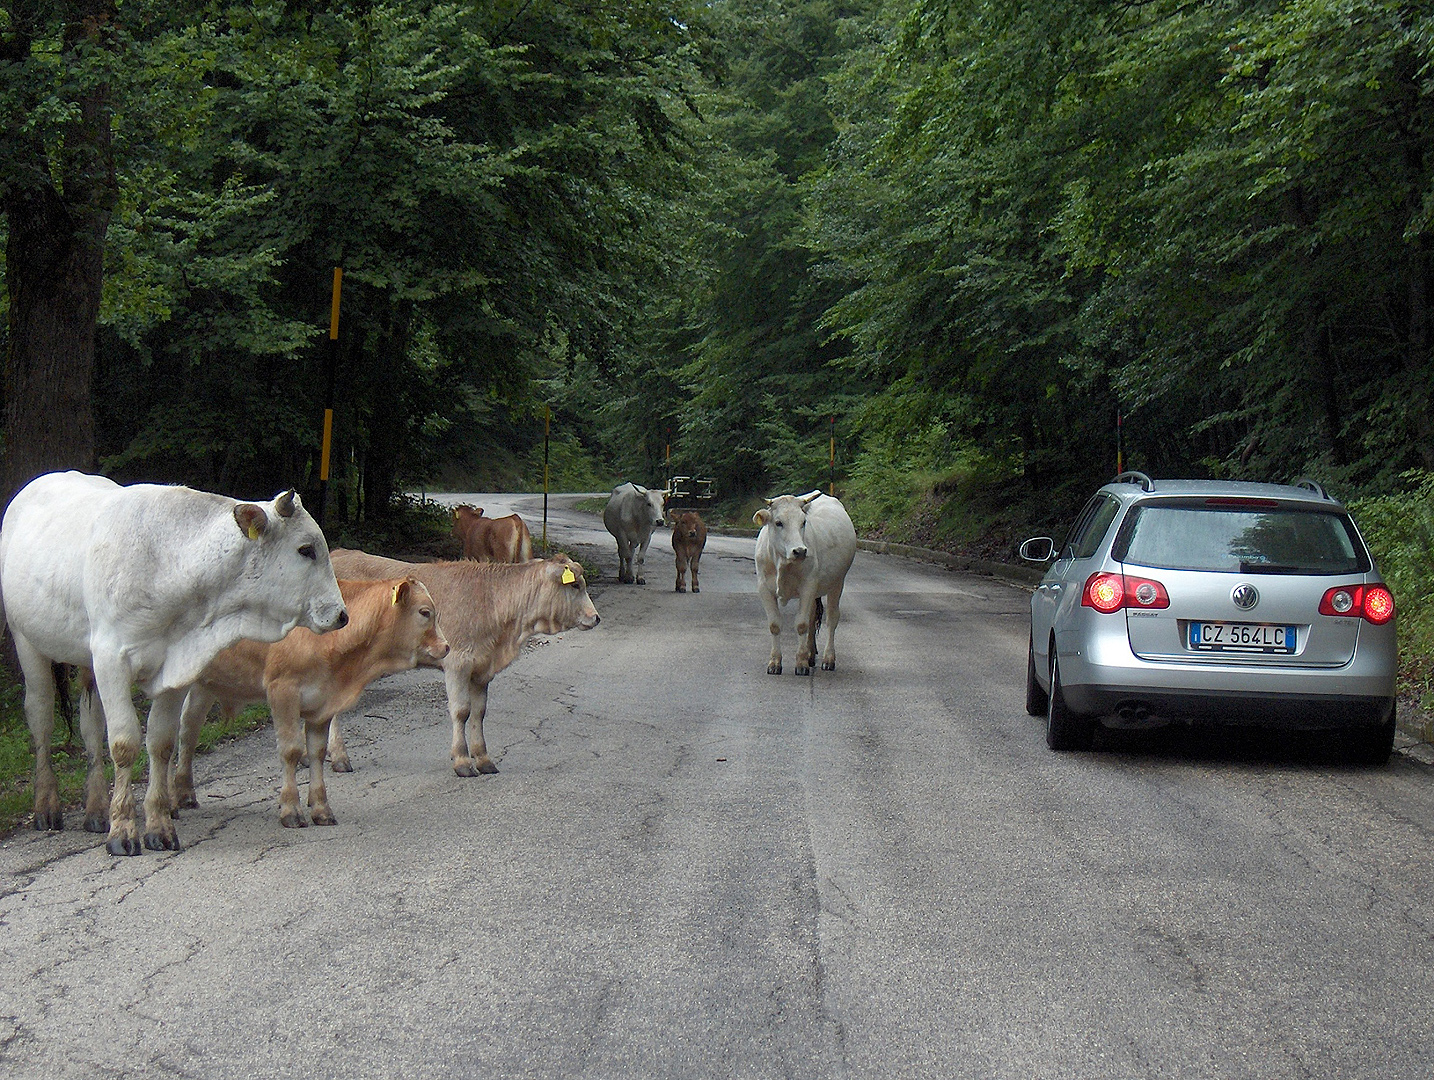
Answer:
1112, 471, 1154, 492
1292, 476, 1332, 500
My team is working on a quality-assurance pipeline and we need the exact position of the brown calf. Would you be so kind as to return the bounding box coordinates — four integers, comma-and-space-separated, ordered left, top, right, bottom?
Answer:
329, 550, 599, 776
670, 510, 708, 593
452, 504, 534, 563
171, 577, 448, 828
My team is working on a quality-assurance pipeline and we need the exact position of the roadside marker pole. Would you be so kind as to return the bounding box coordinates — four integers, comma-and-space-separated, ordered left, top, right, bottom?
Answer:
830, 416, 836, 495
318, 267, 342, 529
542, 404, 550, 555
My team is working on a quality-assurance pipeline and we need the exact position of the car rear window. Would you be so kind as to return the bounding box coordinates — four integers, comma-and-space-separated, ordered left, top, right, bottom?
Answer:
1113, 502, 1370, 575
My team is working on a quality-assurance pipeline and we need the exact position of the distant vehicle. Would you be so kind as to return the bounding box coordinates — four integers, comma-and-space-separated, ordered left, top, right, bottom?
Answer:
1019, 473, 1397, 762
663, 475, 715, 512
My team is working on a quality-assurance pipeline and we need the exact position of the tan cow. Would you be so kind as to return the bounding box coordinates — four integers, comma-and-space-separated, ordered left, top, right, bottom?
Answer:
328, 550, 599, 776
171, 576, 448, 828
452, 504, 534, 563
670, 510, 708, 593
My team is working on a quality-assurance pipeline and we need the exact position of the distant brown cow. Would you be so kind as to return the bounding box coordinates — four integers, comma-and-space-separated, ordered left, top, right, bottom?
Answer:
452, 504, 533, 563
670, 510, 708, 593
329, 549, 599, 776
172, 577, 448, 828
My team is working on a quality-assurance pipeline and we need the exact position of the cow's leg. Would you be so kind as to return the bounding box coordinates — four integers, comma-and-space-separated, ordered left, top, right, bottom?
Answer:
91, 659, 145, 855
821, 581, 845, 671
449, 668, 497, 776
634, 535, 651, 585
794, 591, 819, 676
617, 539, 634, 584
16, 635, 63, 830
77, 671, 109, 833
306, 718, 337, 826
690, 550, 701, 593
173, 686, 216, 810
675, 551, 687, 592
759, 587, 784, 675
141, 689, 183, 851
270, 688, 307, 828
327, 714, 353, 773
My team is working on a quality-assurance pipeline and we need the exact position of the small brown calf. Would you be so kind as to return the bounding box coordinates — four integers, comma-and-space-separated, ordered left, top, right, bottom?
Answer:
329, 550, 599, 776
172, 577, 448, 828
670, 510, 708, 593
452, 504, 533, 563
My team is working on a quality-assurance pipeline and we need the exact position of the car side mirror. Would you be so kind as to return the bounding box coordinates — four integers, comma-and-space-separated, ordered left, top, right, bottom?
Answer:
1019, 537, 1055, 563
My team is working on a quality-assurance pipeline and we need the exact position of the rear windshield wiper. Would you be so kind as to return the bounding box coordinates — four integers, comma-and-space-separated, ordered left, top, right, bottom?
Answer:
1238, 561, 1310, 575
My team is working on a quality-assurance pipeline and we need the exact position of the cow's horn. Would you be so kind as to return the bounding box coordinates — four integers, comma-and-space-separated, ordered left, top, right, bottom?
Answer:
275, 489, 297, 518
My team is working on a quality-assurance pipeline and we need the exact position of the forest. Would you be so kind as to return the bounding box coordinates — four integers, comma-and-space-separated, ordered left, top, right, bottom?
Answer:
5, 1, 1434, 561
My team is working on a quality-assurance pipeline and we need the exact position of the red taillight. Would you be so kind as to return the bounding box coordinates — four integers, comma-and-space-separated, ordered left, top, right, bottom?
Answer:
1082, 572, 1170, 613
1320, 584, 1396, 625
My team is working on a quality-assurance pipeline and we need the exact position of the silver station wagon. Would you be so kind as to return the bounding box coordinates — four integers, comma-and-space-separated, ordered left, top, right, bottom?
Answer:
1019, 473, 1397, 762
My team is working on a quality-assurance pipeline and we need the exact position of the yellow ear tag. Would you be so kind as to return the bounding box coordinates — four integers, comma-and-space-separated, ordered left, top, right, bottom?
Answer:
392, 583, 403, 605
247, 523, 261, 541
561, 567, 577, 584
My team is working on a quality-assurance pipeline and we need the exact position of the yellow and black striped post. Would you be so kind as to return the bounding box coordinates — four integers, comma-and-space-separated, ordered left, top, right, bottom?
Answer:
318, 267, 342, 528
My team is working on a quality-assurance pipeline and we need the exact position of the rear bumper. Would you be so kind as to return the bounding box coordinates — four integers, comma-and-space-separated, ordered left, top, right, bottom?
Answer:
1061, 683, 1394, 729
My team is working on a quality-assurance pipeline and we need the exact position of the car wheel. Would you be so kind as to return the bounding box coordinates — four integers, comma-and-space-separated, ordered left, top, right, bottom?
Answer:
1347, 700, 1396, 766
1025, 635, 1048, 717
1046, 654, 1094, 752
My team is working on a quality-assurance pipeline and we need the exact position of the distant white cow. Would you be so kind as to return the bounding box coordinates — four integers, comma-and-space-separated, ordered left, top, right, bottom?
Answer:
0, 472, 348, 855
603, 482, 667, 584
753, 491, 857, 676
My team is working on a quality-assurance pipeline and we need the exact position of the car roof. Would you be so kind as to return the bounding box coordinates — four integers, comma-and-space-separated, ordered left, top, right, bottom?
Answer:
1097, 474, 1346, 509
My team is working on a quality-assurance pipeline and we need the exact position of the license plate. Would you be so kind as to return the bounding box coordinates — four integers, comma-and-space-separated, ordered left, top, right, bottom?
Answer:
1188, 622, 1296, 653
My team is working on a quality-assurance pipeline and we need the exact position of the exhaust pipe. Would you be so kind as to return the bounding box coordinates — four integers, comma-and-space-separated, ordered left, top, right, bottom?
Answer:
1116, 702, 1151, 721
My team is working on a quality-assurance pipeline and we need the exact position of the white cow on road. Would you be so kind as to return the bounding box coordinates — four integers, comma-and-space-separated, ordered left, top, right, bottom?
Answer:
603, 482, 667, 584
754, 491, 857, 676
0, 471, 348, 855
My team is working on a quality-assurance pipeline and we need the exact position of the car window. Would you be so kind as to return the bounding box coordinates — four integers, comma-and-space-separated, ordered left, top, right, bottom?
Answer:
1056, 496, 1103, 559
1070, 495, 1122, 560
1113, 503, 1370, 574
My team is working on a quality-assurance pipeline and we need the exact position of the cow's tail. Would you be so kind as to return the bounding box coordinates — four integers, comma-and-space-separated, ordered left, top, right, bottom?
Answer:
518, 531, 532, 562
814, 596, 825, 635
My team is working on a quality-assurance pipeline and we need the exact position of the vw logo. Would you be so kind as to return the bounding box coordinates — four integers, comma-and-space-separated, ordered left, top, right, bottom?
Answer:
1232, 583, 1260, 611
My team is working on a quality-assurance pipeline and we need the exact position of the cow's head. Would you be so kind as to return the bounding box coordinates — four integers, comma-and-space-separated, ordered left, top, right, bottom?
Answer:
674, 511, 703, 540
753, 492, 822, 563
233, 490, 348, 635
635, 485, 666, 528
537, 554, 601, 632
393, 577, 450, 663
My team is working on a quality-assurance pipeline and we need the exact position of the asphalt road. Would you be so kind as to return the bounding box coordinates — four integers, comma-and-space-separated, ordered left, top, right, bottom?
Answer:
3, 492, 1434, 1079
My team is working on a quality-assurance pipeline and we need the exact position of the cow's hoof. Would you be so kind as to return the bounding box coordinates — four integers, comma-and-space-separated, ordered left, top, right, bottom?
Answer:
310, 809, 337, 827
822, 660, 835, 671
635, 577, 646, 585
795, 665, 812, 676
676, 585, 685, 592
84, 813, 109, 834
454, 761, 480, 778
106, 835, 144, 857
143, 830, 181, 852
33, 810, 64, 832
692, 585, 700, 593
279, 812, 308, 829
330, 756, 353, 774
766, 663, 782, 675
477, 760, 499, 775
174, 793, 199, 810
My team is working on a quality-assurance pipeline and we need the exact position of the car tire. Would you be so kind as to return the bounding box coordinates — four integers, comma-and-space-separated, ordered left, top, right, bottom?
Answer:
1046, 654, 1094, 752
1347, 700, 1397, 766
1025, 635, 1048, 717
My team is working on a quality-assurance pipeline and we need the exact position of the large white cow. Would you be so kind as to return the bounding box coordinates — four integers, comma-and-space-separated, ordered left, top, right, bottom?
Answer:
753, 491, 857, 676
603, 482, 667, 584
0, 471, 348, 855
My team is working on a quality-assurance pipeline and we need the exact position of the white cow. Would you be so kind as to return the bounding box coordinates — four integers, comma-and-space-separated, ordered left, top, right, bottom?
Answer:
753, 491, 857, 676
603, 482, 667, 584
0, 471, 348, 855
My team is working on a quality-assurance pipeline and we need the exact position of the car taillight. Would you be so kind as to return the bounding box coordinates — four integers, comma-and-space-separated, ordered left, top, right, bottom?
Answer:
1320, 584, 1396, 625
1082, 572, 1170, 613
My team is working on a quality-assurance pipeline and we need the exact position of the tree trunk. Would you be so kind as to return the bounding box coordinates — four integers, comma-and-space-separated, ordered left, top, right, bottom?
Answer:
1, 2, 117, 509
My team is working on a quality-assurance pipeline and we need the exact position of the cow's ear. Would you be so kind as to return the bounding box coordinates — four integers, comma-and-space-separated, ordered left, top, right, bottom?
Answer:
274, 490, 297, 518
391, 579, 412, 606
753, 508, 771, 526
235, 504, 269, 540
